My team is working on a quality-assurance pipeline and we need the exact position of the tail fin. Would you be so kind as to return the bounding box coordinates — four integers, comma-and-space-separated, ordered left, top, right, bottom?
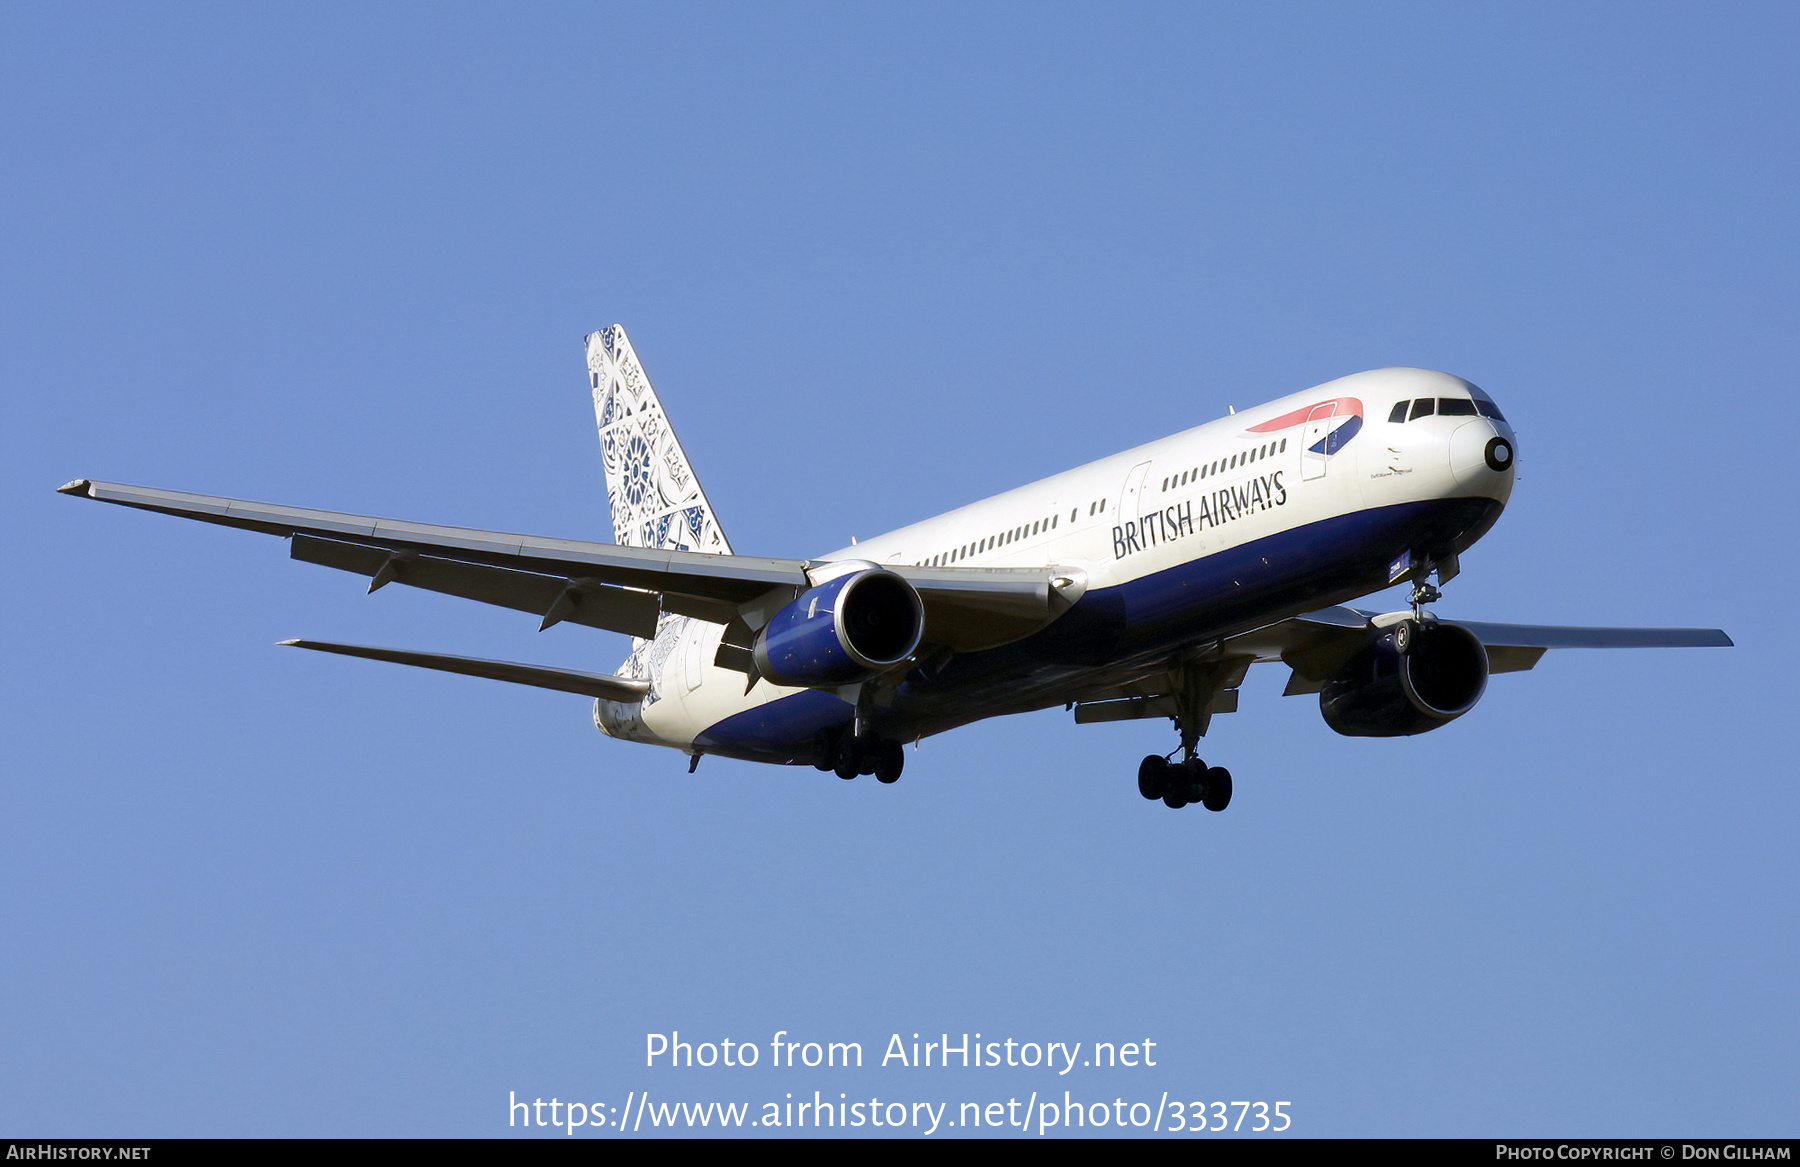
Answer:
585, 325, 733, 555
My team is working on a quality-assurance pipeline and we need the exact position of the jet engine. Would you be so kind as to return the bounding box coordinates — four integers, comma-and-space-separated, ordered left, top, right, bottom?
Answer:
753, 568, 925, 687
1319, 620, 1489, 737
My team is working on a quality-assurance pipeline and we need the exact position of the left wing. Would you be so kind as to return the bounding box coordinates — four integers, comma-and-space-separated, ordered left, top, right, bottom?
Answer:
1070, 605, 1732, 725
1263, 606, 1732, 693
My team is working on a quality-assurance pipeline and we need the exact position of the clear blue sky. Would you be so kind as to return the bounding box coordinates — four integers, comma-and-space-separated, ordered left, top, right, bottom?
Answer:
3, 1, 1794, 1137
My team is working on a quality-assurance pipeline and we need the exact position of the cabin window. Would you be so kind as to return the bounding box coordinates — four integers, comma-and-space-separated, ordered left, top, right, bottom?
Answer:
1409, 398, 1436, 421
1388, 401, 1410, 423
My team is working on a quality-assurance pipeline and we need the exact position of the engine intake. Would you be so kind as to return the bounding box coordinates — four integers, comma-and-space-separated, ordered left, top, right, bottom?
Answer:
1319, 620, 1489, 737
753, 568, 925, 687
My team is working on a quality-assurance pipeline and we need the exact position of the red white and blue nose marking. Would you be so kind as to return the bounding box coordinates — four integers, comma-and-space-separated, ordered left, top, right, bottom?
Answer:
1247, 396, 1364, 455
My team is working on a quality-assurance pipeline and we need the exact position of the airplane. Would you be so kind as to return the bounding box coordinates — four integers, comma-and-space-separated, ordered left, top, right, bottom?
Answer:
58, 325, 1731, 812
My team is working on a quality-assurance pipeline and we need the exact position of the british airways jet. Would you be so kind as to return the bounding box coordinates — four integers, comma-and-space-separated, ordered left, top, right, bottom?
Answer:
59, 326, 1730, 812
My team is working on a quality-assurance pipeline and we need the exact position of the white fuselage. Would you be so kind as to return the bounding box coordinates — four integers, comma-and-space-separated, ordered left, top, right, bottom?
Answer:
602, 367, 1516, 760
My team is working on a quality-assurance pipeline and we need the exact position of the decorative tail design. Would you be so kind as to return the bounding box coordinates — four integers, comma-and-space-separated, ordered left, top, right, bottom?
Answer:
586, 325, 733, 555
585, 325, 733, 710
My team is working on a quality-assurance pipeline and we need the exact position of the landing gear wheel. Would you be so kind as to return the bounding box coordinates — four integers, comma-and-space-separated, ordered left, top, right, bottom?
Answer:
833, 734, 860, 780
856, 736, 879, 776
812, 728, 838, 772
1201, 766, 1233, 812
1175, 758, 1207, 803
875, 740, 904, 784
1137, 755, 1169, 800
1162, 784, 1189, 809
1393, 620, 1414, 654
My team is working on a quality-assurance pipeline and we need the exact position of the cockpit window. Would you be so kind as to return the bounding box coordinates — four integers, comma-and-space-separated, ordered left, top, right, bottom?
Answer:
1409, 398, 1435, 421
1438, 397, 1477, 416
1475, 399, 1506, 422
1388, 401, 1410, 423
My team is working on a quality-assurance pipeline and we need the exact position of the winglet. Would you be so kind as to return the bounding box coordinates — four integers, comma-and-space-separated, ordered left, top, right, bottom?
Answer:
57, 479, 94, 496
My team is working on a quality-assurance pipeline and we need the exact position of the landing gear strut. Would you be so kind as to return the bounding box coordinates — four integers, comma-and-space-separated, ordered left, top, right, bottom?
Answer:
1133, 659, 1241, 812
1396, 552, 1455, 652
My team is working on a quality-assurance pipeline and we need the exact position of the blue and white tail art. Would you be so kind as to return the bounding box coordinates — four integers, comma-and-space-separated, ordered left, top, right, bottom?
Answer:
585, 325, 734, 708
587, 325, 731, 555
58, 330, 1731, 812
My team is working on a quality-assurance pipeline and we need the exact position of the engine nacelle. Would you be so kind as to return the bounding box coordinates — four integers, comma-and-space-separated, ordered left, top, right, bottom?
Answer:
753, 568, 925, 687
1319, 620, 1489, 737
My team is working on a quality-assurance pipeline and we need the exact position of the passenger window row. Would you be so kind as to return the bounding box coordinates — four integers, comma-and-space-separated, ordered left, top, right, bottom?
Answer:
925, 511, 1063, 567
1388, 397, 1506, 423
1162, 438, 1288, 492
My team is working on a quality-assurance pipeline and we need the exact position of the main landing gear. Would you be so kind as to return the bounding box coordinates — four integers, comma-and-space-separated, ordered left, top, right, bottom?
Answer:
1138, 753, 1232, 812
1134, 658, 1240, 812
812, 726, 904, 784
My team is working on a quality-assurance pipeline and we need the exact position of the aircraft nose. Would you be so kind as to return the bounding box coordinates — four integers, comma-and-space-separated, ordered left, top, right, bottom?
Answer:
1449, 419, 1514, 489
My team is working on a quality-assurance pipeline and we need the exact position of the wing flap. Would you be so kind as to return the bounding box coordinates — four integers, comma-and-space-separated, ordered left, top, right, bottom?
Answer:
289, 535, 664, 638
278, 639, 650, 702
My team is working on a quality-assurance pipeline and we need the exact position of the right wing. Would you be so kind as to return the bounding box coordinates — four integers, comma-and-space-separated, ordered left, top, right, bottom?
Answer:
58, 479, 1078, 652
279, 640, 652, 701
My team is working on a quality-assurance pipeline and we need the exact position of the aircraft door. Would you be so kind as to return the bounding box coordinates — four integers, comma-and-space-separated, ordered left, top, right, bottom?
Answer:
1300, 402, 1340, 481
682, 620, 705, 692
1117, 461, 1153, 523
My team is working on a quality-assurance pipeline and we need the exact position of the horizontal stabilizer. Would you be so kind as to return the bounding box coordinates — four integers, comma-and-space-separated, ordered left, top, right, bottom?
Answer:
278, 639, 650, 702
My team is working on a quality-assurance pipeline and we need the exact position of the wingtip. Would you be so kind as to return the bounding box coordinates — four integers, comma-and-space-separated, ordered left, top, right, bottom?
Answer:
276, 639, 303, 647
56, 478, 93, 496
